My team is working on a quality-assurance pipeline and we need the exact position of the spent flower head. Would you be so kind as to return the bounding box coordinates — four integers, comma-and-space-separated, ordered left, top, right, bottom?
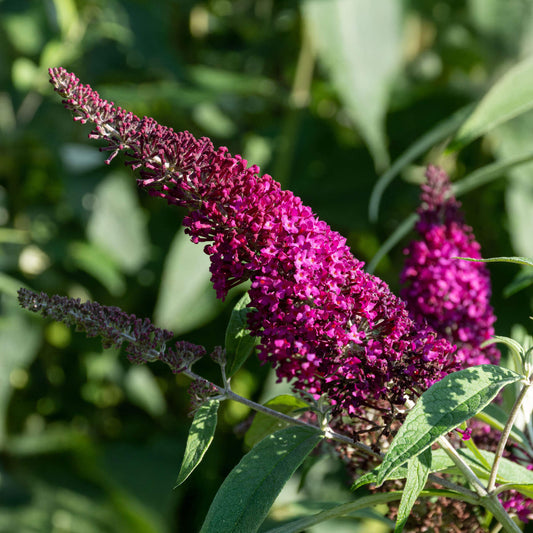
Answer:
48, 68, 458, 424
18, 288, 205, 373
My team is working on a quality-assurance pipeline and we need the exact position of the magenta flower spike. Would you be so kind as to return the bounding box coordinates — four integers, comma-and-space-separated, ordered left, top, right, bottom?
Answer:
401, 165, 500, 367
48, 68, 457, 420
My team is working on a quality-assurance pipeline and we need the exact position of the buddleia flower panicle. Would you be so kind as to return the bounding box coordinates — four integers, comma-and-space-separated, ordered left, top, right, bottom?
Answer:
401, 165, 500, 367
17, 288, 205, 373
399, 168, 533, 524
48, 68, 457, 425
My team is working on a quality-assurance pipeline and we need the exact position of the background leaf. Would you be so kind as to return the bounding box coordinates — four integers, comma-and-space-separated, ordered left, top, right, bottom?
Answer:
491, 110, 533, 259
457, 448, 533, 496
303, 0, 403, 170
368, 104, 474, 222
0, 300, 41, 446
449, 56, 533, 151
154, 228, 223, 334
86, 171, 150, 274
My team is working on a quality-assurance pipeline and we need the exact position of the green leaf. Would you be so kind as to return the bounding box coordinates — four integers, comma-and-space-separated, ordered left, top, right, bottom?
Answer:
154, 227, 223, 335
451, 151, 533, 198
504, 270, 533, 297
0, 300, 42, 446
449, 56, 533, 151
457, 255, 533, 268
124, 366, 166, 417
259, 500, 394, 532
491, 111, 533, 259
351, 448, 457, 492
225, 292, 258, 378
377, 365, 521, 485
457, 448, 533, 497
303, 0, 403, 170
264, 492, 402, 533
244, 395, 310, 449
200, 426, 322, 533
174, 399, 220, 487
68, 241, 126, 296
352, 466, 408, 492
490, 335, 525, 357
87, 172, 150, 274
394, 448, 431, 533
368, 103, 474, 221
263, 489, 471, 533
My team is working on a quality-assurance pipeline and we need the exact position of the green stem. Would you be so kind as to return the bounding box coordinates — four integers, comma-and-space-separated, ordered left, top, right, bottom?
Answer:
183, 369, 518, 530
184, 370, 475, 497
437, 436, 521, 533
438, 435, 487, 496
488, 381, 533, 492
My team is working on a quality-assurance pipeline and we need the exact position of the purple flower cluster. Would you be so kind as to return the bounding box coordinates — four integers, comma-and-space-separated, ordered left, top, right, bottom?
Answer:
401, 166, 500, 367
17, 288, 205, 373
48, 68, 457, 419
502, 487, 533, 523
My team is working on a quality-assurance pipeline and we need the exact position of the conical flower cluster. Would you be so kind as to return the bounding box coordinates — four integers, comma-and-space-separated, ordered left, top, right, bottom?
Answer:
47, 68, 457, 421
401, 165, 499, 367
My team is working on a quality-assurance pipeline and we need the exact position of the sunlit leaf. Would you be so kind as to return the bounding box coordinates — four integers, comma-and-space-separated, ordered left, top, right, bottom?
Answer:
200, 426, 322, 533
377, 365, 521, 485
449, 56, 533, 151
457, 448, 533, 497
457, 256, 533, 268
175, 399, 220, 487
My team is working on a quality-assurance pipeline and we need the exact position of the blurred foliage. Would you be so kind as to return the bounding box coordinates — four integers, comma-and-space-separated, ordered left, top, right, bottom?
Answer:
2, 0, 533, 531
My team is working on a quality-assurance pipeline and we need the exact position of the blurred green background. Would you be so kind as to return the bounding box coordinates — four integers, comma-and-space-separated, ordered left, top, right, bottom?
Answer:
2, 0, 533, 531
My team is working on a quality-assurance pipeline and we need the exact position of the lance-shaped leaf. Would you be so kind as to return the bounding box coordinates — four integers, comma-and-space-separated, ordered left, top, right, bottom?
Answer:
174, 399, 220, 487
449, 56, 533, 152
225, 292, 258, 377
458, 255, 533, 268
377, 365, 521, 485
200, 426, 322, 533
394, 448, 432, 533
